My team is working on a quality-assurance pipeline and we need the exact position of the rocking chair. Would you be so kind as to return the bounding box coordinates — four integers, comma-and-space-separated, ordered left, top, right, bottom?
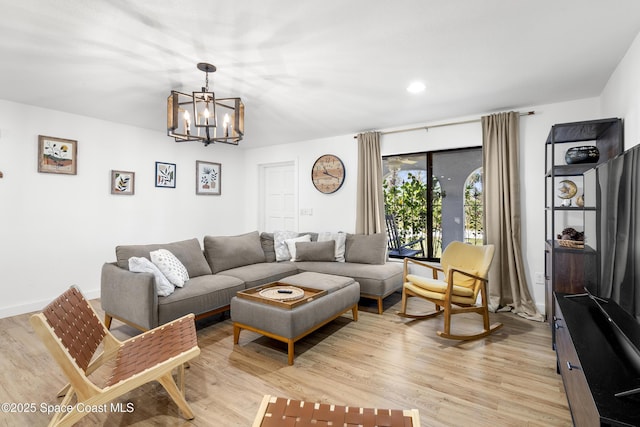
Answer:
398, 241, 502, 340
385, 214, 425, 257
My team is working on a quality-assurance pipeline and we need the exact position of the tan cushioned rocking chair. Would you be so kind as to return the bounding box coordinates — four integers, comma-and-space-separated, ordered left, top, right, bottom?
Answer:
30, 286, 200, 426
398, 241, 502, 340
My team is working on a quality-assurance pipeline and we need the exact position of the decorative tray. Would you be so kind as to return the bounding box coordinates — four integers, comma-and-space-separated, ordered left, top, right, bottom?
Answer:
557, 239, 584, 249
236, 282, 327, 309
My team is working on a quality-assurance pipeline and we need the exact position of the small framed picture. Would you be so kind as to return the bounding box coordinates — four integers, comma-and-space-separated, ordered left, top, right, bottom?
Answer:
38, 135, 77, 175
111, 170, 135, 195
155, 161, 176, 188
196, 160, 221, 195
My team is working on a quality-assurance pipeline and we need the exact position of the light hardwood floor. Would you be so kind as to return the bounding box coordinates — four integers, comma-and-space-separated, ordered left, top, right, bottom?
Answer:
0, 293, 572, 426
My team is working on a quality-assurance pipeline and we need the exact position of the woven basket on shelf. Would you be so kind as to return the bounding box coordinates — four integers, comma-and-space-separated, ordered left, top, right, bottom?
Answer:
557, 239, 584, 249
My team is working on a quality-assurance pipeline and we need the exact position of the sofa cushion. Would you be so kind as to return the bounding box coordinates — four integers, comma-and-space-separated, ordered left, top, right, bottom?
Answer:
344, 233, 387, 265
217, 261, 299, 289
295, 241, 336, 262
260, 232, 277, 262
204, 231, 266, 274
158, 274, 245, 325
317, 231, 347, 262
294, 261, 403, 298
115, 238, 212, 278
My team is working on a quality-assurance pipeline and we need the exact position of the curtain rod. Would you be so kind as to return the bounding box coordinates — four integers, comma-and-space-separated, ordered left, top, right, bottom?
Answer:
354, 111, 535, 138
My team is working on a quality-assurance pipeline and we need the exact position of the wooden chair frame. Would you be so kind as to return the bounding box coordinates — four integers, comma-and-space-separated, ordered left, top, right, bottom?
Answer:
398, 248, 502, 340
30, 286, 200, 427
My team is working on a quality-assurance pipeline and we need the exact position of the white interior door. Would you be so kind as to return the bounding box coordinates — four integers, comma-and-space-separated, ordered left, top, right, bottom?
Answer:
260, 161, 297, 232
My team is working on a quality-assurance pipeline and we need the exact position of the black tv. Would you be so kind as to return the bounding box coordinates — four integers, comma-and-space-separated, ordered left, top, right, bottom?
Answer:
583, 143, 640, 396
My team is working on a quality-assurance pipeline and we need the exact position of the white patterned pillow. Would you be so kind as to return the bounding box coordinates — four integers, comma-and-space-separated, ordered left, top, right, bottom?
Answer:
150, 249, 189, 287
317, 231, 347, 262
274, 230, 300, 261
284, 234, 311, 261
128, 256, 175, 296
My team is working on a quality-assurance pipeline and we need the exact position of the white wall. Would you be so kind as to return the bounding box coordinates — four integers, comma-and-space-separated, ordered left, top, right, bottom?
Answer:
243, 135, 359, 233
601, 31, 640, 148
0, 100, 246, 317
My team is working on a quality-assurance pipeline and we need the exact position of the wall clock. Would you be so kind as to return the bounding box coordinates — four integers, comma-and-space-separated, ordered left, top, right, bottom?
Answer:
311, 154, 345, 194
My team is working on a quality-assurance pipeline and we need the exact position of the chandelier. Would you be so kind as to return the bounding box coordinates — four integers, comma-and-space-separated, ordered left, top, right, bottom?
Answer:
167, 63, 244, 146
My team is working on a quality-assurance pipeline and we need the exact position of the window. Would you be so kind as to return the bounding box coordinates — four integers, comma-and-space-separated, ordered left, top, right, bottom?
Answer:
383, 147, 482, 260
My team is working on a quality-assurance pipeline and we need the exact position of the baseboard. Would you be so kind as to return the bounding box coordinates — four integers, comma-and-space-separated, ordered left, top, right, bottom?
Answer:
0, 288, 100, 319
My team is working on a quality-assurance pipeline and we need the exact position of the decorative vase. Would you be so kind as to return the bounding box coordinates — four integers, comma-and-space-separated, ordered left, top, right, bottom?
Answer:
565, 146, 600, 164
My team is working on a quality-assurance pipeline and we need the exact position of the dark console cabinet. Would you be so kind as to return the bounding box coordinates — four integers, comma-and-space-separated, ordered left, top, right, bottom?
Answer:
554, 293, 640, 426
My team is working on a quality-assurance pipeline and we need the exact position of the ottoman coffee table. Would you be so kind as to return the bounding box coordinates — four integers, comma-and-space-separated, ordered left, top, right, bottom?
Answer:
231, 272, 360, 365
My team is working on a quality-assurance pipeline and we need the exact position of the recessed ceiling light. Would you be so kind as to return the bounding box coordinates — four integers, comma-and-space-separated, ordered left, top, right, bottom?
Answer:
407, 81, 426, 94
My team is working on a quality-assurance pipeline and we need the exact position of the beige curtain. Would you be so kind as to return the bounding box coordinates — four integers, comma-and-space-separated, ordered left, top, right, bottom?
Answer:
482, 112, 543, 321
355, 131, 385, 234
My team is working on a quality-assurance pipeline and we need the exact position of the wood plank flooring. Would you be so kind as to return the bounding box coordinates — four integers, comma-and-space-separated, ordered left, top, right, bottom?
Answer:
0, 293, 572, 426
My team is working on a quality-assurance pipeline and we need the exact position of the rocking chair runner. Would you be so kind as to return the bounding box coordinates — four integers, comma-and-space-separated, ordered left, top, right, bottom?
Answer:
385, 214, 425, 257
30, 286, 200, 426
398, 241, 502, 340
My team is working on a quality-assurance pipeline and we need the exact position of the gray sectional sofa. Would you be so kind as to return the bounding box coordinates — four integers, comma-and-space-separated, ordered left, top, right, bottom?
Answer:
101, 231, 403, 331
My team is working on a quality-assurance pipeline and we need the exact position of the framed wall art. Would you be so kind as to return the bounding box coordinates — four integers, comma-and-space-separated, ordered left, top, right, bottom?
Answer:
111, 170, 135, 195
155, 161, 176, 188
196, 160, 221, 195
38, 135, 77, 175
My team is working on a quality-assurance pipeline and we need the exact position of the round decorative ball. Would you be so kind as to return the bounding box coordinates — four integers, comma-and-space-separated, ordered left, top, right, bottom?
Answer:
565, 146, 600, 164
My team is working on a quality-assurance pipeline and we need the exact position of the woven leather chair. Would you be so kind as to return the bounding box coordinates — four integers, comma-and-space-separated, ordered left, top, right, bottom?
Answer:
398, 241, 502, 340
30, 286, 200, 426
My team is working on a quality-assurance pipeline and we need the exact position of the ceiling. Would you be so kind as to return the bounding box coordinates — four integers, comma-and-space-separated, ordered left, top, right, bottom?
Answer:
2, 1, 640, 148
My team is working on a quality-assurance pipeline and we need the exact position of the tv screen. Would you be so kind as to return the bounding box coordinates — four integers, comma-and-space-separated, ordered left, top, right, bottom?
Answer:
588, 144, 640, 322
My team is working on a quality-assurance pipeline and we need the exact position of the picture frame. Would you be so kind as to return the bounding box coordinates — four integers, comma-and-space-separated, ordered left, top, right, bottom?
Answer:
111, 170, 135, 195
196, 160, 221, 195
155, 161, 176, 188
37, 135, 77, 175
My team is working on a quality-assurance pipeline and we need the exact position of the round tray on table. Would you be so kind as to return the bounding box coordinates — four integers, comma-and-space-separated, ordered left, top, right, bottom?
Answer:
258, 286, 305, 301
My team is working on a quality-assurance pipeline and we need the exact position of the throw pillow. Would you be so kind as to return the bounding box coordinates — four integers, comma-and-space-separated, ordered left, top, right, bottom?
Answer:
317, 231, 347, 262
273, 230, 300, 261
128, 257, 175, 297
295, 240, 336, 262
284, 234, 311, 261
344, 233, 387, 265
150, 249, 189, 287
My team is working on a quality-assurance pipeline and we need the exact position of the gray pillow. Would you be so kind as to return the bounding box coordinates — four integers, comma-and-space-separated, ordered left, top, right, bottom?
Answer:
344, 233, 387, 265
295, 241, 336, 262
115, 238, 212, 277
204, 231, 266, 273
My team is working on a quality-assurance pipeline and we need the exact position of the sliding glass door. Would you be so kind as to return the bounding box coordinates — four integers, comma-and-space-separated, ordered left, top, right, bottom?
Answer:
383, 147, 482, 260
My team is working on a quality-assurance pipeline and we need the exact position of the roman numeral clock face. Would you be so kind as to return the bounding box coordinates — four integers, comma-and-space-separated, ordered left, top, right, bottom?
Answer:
311, 154, 345, 194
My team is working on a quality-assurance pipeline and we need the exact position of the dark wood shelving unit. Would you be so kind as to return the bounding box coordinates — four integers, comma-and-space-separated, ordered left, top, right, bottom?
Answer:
544, 118, 623, 324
